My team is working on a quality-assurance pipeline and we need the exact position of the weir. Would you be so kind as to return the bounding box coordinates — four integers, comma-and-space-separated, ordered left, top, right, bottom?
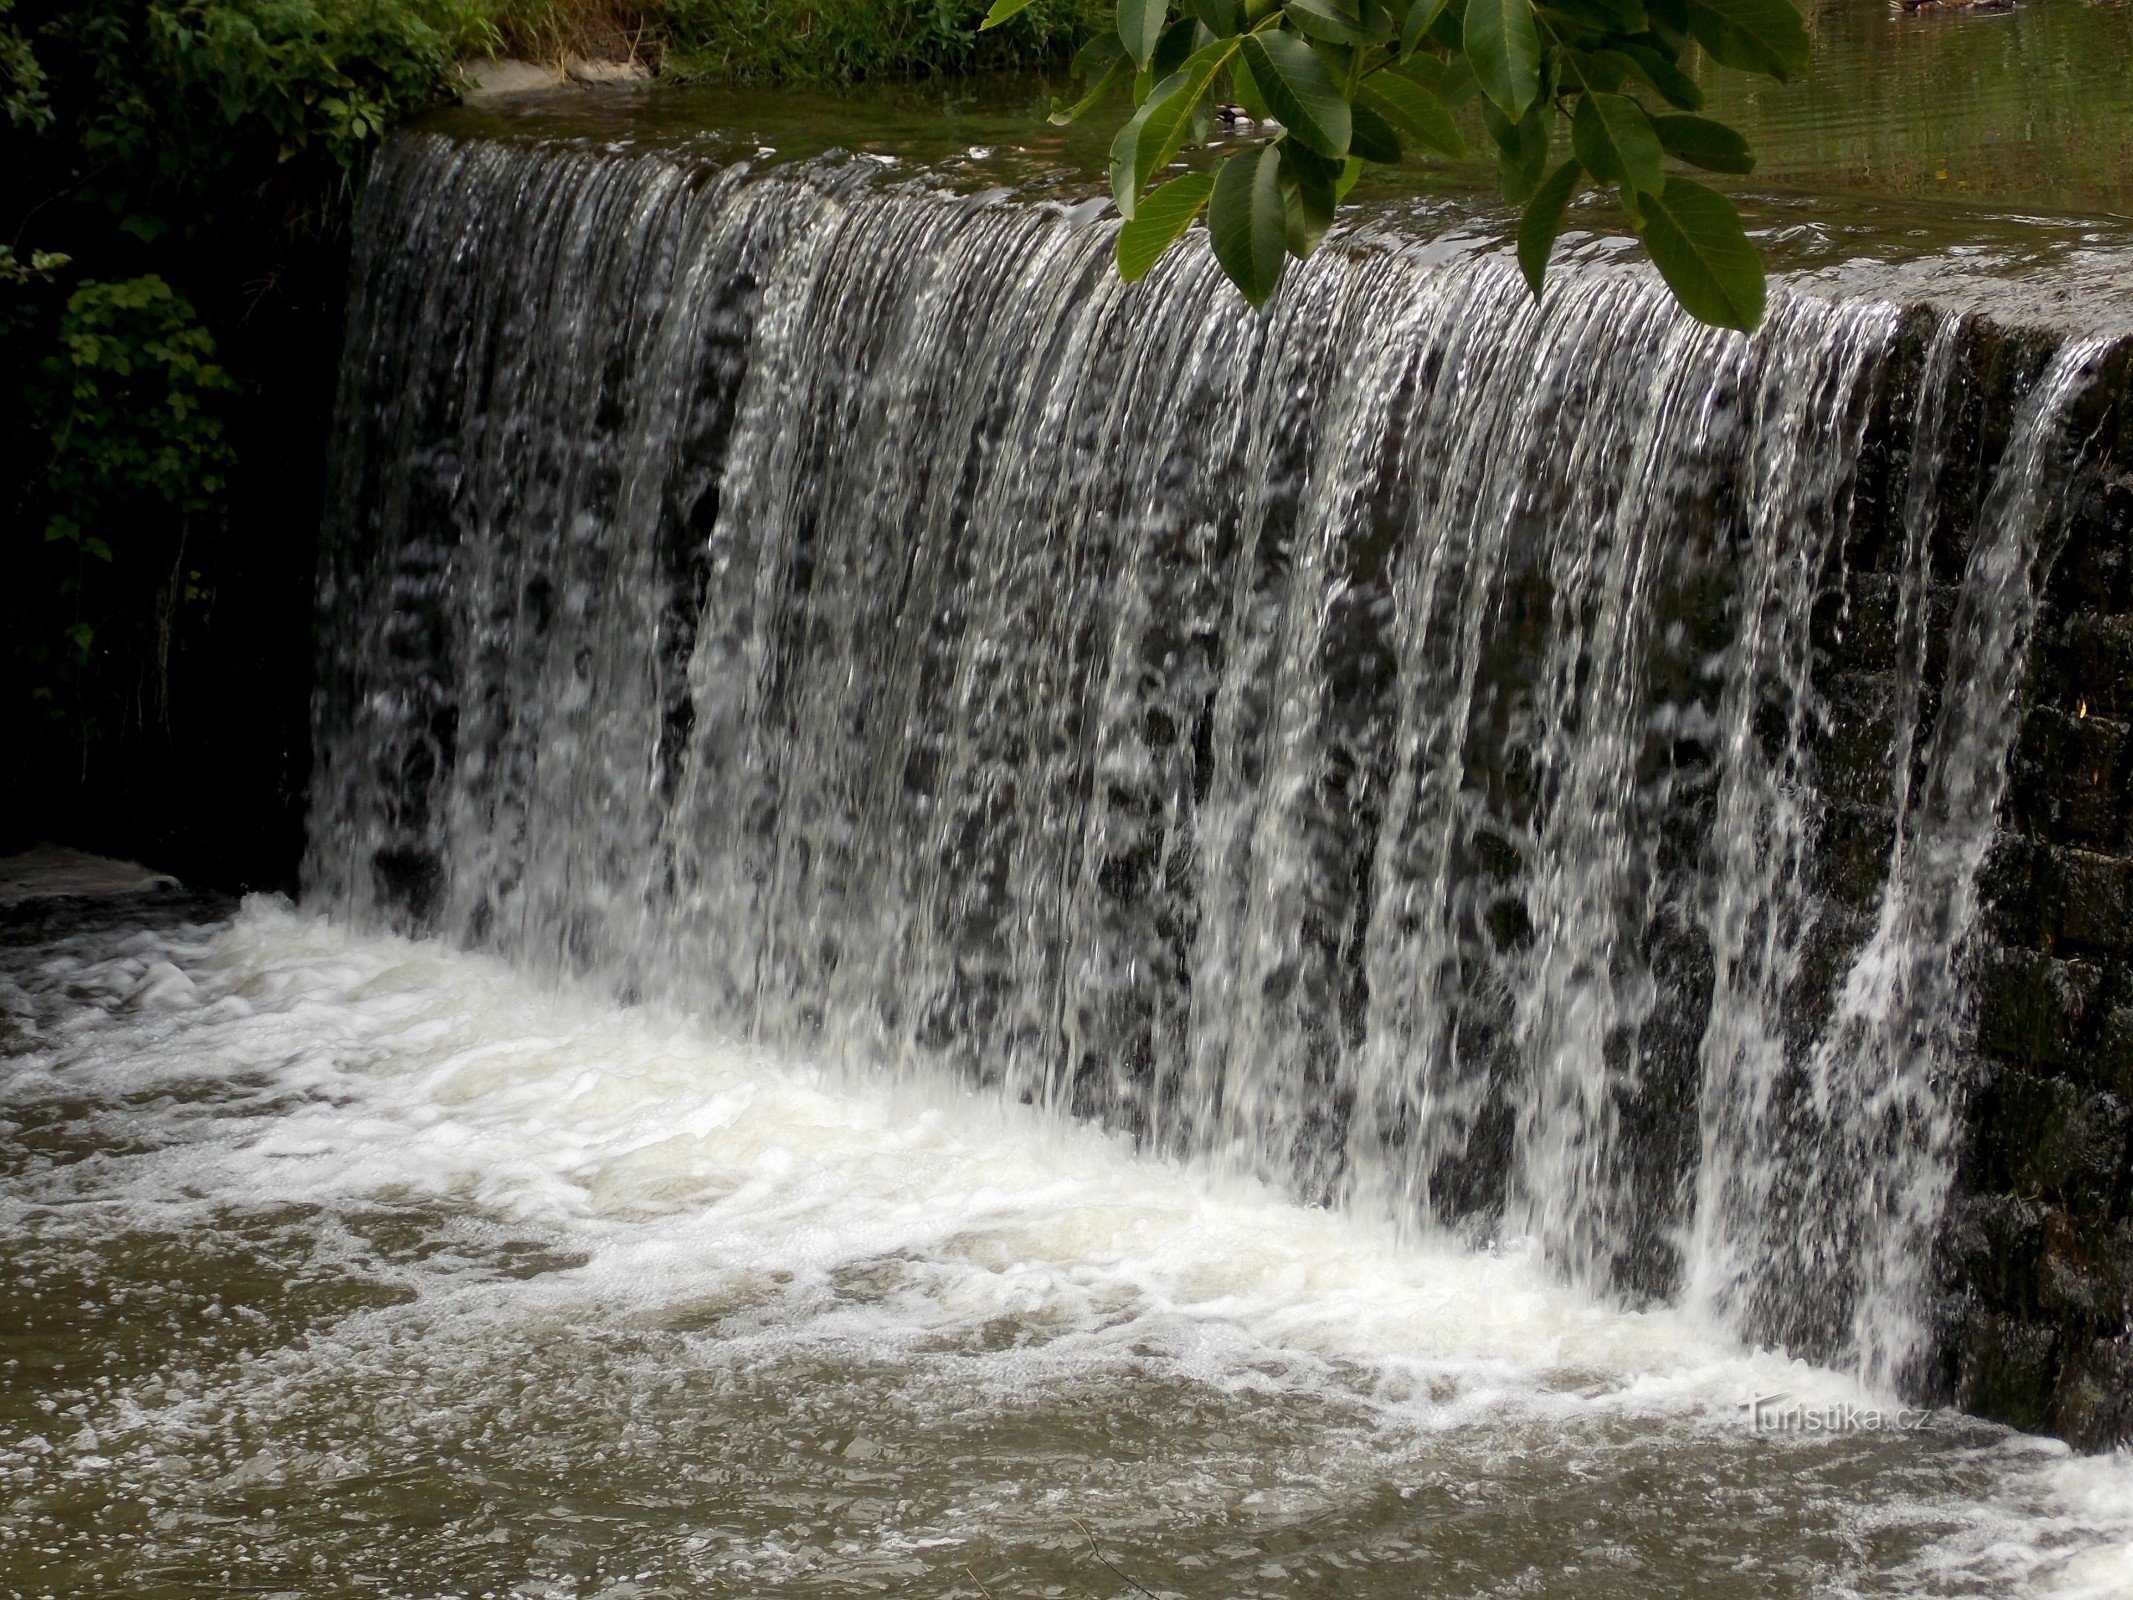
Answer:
307, 128, 2132, 1436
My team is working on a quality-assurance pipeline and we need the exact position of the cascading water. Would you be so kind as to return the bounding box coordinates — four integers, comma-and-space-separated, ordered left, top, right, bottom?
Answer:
307, 129, 2114, 1392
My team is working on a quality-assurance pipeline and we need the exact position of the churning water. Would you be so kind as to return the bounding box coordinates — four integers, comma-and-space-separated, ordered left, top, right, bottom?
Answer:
4, 896, 2133, 1597
8, 120, 2133, 1596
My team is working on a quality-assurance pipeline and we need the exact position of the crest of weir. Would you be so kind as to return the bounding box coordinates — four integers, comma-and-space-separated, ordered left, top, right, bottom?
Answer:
308, 132, 2120, 1391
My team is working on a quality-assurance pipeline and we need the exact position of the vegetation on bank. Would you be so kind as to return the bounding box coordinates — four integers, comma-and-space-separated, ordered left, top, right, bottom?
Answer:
0, 0, 1096, 878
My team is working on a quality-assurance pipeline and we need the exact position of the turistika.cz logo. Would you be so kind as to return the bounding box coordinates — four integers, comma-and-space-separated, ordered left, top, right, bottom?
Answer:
1744, 1393, 1933, 1433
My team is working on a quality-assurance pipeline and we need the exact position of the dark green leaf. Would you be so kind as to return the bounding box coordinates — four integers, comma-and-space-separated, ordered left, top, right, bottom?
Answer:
1210, 143, 1289, 304
1463, 0, 1542, 117
1280, 143, 1338, 257
979, 0, 1041, 30
1110, 95, 1163, 215
1240, 30, 1352, 156
1349, 97, 1405, 163
1152, 15, 1202, 77
1132, 40, 1239, 193
1072, 32, 1127, 78
1613, 41, 1704, 108
1120, 0, 1171, 68
1571, 90, 1663, 195
1399, 0, 1450, 55
1194, 0, 1245, 32
1518, 156, 1582, 294
1545, 0, 1648, 32
1051, 55, 1129, 123
1482, 98, 1551, 203
1360, 74, 1467, 158
1118, 171, 1217, 278
1683, 0, 1808, 81
1232, 49, 1274, 118
1286, 0, 1369, 43
1652, 112, 1754, 173
1631, 174, 1765, 329
1567, 49, 1633, 91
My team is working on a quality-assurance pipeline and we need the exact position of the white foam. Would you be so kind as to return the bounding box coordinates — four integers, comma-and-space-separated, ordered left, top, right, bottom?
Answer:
10, 895, 2133, 1594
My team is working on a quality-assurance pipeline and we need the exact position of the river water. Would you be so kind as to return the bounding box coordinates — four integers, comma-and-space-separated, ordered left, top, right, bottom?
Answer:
10, 2, 2133, 1595
4, 896, 2133, 1597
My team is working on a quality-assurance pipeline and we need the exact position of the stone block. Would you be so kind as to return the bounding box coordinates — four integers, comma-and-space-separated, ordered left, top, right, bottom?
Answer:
1954, 1307, 2062, 1435
2006, 708, 2125, 849
2060, 848, 2133, 955
1941, 1190, 2045, 1314
1974, 946, 2100, 1076
2053, 1336, 2133, 1450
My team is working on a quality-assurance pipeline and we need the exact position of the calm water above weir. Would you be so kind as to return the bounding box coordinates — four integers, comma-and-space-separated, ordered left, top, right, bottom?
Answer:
11, 3, 2133, 1597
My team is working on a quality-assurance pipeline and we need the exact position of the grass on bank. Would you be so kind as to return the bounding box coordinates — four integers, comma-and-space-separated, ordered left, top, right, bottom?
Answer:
479, 0, 1106, 84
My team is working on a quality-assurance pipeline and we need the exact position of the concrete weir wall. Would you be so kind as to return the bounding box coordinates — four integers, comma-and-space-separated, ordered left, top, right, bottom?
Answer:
1858, 329, 2133, 1447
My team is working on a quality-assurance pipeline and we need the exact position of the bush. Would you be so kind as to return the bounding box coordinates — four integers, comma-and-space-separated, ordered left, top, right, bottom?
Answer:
1, 0, 1106, 875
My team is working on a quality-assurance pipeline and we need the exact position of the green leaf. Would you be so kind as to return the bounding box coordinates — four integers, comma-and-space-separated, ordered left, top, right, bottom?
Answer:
1359, 75, 1466, 158
1286, 0, 1368, 44
1549, 0, 1648, 31
1120, 0, 1170, 67
1232, 49, 1274, 118
1631, 175, 1765, 329
1281, 144, 1338, 257
1131, 40, 1239, 194
1071, 32, 1127, 78
1571, 91, 1663, 195
1239, 30, 1352, 157
1194, 0, 1246, 31
1612, 42, 1704, 109
1463, 0, 1542, 117
1152, 15, 1201, 77
1118, 171, 1217, 278
1482, 98, 1551, 204
1517, 156, 1582, 294
1050, 56, 1129, 123
1683, 0, 1809, 81
1111, 94, 1163, 215
981, 0, 1042, 25
1209, 143, 1288, 304
1349, 97, 1405, 163
1652, 112, 1754, 173
1399, 0, 1450, 56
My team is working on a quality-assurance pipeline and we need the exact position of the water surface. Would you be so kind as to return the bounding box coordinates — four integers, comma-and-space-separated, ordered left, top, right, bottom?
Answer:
4, 898, 2133, 1598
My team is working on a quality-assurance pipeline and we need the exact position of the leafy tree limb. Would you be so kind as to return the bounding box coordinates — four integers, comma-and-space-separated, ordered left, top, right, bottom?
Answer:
1038, 0, 1805, 327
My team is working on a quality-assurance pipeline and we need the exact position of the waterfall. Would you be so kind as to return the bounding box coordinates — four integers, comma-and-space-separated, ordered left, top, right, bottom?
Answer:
308, 131, 2113, 1386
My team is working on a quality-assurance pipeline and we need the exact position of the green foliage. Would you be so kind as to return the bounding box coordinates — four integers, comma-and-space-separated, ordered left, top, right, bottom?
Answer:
15, 275, 235, 744
55, 0, 491, 240
38, 276, 236, 558
1054, 0, 1802, 328
658, 0, 1104, 87
0, 0, 50, 130
4, 1, 487, 807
